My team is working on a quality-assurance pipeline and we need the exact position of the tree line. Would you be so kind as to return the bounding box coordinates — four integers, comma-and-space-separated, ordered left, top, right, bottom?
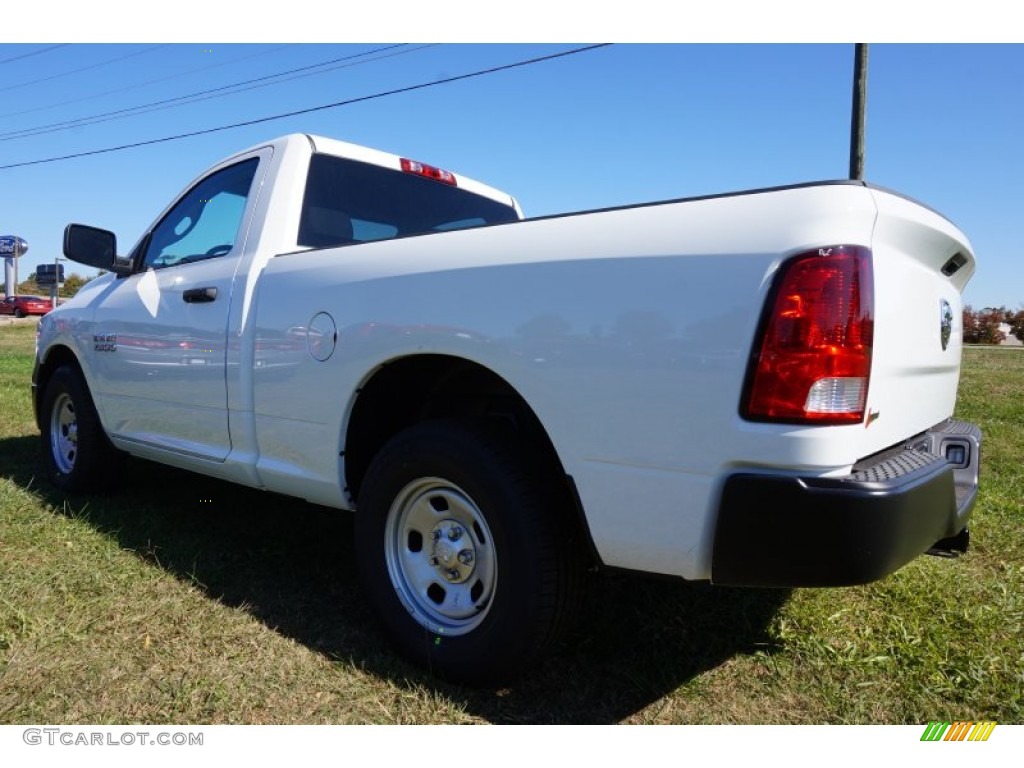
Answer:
963, 305, 1024, 345
17, 272, 92, 298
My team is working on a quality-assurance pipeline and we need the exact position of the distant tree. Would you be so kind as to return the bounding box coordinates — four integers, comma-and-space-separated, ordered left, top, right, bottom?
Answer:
962, 305, 1006, 345
60, 273, 88, 298
17, 274, 40, 295
961, 306, 976, 342
1008, 309, 1024, 343
13, 271, 92, 298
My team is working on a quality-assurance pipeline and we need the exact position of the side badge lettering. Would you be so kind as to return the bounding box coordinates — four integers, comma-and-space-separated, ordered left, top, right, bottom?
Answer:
93, 333, 117, 352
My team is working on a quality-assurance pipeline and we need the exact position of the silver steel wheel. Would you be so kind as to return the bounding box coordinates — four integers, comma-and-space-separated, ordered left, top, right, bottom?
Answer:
49, 392, 79, 474
383, 477, 497, 636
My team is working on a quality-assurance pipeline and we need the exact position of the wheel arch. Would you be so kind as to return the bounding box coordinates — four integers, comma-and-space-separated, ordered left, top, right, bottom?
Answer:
342, 353, 600, 565
36, 348, 121, 493
34, 344, 88, 432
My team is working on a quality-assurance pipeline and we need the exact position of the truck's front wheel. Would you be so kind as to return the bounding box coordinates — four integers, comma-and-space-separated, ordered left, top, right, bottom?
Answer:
355, 419, 582, 685
40, 365, 119, 493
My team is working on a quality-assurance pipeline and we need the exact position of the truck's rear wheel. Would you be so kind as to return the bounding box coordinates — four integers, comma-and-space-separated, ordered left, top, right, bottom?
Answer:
355, 419, 582, 685
40, 365, 119, 493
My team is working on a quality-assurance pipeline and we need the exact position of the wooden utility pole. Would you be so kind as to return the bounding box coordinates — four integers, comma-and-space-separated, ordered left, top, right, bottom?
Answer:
849, 44, 868, 180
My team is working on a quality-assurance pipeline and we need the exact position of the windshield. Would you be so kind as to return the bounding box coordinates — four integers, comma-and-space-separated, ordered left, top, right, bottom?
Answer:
298, 153, 519, 249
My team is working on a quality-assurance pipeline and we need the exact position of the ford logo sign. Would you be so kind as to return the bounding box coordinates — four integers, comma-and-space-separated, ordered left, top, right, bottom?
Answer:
0, 236, 28, 257
940, 299, 953, 351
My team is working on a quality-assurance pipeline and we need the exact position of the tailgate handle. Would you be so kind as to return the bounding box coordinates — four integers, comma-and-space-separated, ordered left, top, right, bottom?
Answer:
183, 287, 218, 303
941, 253, 967, 276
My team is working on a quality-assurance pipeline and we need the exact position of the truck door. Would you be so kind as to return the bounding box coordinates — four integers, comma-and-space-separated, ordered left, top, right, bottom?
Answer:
89, 155, 263, 461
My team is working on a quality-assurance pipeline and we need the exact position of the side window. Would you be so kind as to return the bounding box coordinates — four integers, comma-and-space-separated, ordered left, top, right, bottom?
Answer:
142, 158, 259, 270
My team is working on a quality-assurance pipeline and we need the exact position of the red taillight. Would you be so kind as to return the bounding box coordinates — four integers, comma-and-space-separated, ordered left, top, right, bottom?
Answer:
744, 246, 874, 425
400, 158, 457, 186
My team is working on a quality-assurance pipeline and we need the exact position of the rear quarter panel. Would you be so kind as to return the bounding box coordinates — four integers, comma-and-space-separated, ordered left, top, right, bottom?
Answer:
251, 183, 887, 578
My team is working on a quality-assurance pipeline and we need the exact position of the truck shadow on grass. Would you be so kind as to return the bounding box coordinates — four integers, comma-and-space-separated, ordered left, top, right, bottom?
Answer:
1, 436, 790, 724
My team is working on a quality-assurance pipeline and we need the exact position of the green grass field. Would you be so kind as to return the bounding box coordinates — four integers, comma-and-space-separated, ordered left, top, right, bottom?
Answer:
1, 321, 1021, 724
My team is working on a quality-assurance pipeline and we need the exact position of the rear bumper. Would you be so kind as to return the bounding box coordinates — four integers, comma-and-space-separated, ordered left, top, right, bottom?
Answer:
711, 419, 981, 587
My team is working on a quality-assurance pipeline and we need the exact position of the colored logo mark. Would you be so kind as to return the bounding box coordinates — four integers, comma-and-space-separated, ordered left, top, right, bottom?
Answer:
920, 721, 997, 742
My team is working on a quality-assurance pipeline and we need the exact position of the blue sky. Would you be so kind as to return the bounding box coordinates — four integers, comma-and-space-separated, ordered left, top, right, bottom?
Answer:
0, 13, 1021, 310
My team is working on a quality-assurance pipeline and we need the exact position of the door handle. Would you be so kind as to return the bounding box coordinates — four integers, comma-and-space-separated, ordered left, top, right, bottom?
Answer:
183, 287, 218, 303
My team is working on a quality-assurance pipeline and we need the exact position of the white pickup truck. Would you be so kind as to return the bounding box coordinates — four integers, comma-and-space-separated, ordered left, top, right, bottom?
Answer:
35, 134, 981, 684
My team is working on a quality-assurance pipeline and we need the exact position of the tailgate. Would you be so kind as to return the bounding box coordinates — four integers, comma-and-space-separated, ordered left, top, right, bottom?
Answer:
863, 187, 976, 453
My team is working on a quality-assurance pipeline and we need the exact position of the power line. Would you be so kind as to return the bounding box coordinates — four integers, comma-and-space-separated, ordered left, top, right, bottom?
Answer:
12, 44, 297, 119
0, 44, 611, 171
0, 44, 170, 94
0, 44, 69, 66
0, 44, 425, 142
0, 44, 409, 140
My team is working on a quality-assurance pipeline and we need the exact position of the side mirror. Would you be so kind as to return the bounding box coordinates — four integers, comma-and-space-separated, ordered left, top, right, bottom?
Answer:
63, 224, 132, 276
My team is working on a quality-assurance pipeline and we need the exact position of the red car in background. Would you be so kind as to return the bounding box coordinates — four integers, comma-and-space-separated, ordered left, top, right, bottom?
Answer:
0, 295, 53, 318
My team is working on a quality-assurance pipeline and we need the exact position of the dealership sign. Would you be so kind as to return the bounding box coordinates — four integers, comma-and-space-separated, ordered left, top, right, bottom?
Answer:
37, 262, 64, 286
0, 236, 28, 257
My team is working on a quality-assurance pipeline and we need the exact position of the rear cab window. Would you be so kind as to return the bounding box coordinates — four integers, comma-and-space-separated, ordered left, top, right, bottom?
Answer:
298, 154, 519, 249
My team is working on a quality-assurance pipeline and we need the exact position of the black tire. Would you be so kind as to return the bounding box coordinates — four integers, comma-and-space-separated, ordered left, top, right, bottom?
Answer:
14, 308, 25, 318
40, 365, 120, 493
355, 419, 583, 685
